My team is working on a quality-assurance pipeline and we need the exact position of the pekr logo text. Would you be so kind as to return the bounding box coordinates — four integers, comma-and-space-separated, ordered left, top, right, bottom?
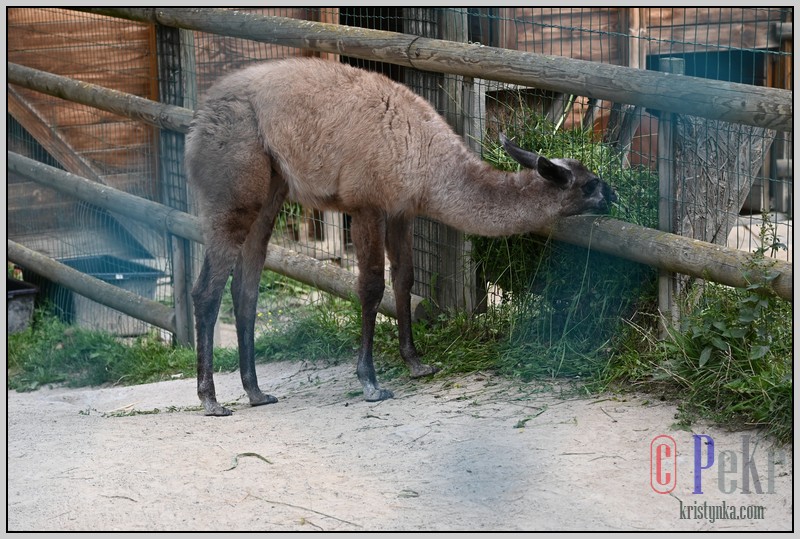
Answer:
650, 434, 782, 495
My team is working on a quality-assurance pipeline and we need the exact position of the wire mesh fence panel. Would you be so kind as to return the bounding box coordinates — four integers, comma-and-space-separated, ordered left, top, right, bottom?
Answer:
7, 8, 167, 337
7, 7, 792, 347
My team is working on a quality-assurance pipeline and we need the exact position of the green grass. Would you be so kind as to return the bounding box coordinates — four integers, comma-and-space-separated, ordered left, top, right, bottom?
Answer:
8, 310, 204, 391
6, 298, 354, 393
253, 296, 358, 362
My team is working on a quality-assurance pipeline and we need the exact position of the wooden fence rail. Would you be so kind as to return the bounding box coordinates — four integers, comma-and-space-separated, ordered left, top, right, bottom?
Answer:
9, 151, 792, 301
78, 7, 792, 132
7, 240, 178, 335
7, 63, 192, 134
545, 217, 792, 301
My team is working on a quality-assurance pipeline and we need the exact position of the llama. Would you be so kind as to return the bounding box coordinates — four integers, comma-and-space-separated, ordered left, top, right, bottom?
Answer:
185, 58, 617, 416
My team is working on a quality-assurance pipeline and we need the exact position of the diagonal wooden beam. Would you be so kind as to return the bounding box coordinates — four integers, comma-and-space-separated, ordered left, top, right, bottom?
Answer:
8, 86, 156, 256
8, 86, 105, 182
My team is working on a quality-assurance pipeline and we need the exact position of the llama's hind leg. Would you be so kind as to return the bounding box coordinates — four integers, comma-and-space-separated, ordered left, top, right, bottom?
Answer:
351, 210, 393, 401
386, 216, 439, 378
193, 239, 238, 416
230, 177, 288, 407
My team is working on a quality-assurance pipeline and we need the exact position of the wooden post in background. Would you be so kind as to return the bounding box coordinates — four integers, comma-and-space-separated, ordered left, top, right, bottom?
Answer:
406, 8, 477, 314
156, 24, 195, 347
657, 57, 684, 335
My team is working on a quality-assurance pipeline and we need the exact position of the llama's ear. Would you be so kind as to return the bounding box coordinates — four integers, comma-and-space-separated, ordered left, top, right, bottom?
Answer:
536, 156, 572, 187
500, 133, 571, 187
500, 133, 540, 169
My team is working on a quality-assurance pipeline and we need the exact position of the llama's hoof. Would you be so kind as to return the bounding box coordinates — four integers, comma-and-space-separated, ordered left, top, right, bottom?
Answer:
364, 387, 394, 402
409, 363, 439, 378
203, 401, 233, 416
249, 392, 278, 407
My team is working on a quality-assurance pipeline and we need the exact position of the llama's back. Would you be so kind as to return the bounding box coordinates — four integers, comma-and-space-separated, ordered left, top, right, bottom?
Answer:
188, 58, 474, 216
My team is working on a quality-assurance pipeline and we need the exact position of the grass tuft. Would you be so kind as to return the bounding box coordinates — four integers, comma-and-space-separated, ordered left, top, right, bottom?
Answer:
7, 309, 199, 391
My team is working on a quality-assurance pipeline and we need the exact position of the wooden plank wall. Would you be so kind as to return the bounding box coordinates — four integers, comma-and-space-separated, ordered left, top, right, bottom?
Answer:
7, 8, 157, 181
498, 8, 623, 63
6, 7, 325, 237
645, 8, 782, 54
7, 7, 159, 236
498, 8, 783, 63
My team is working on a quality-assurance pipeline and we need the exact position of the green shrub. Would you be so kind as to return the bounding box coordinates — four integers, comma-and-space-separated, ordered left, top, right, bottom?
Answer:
604, 217, 792, 444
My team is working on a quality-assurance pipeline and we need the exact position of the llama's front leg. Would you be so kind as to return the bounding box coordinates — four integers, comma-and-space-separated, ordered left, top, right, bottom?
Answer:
351, 212, 393, 401
386, 216, 439, 378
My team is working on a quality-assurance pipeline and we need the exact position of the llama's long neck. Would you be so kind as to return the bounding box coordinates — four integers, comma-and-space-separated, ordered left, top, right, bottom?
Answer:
422, 154, 560, 237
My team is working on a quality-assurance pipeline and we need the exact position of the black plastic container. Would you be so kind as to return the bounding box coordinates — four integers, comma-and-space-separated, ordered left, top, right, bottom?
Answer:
51, 255, 164, 336
7, 277, 38, 333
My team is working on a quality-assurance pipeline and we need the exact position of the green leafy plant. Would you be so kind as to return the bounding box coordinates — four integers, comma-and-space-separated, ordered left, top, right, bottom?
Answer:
602, 214, 792, 444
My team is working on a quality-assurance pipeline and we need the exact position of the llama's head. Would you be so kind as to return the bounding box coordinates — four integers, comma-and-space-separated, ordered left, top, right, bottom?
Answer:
500, 134, 618, 217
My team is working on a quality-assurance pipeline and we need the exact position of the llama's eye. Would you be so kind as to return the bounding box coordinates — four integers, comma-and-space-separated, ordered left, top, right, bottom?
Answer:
582, 178, 599, 195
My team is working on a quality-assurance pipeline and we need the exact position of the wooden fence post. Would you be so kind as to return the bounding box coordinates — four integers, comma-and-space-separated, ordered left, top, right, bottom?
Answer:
406, 8, 477, 313
657, 57, 683, 334
156, 24, 195, 347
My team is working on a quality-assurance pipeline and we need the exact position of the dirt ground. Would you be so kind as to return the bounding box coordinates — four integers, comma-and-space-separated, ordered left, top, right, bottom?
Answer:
6, 359, 793, 532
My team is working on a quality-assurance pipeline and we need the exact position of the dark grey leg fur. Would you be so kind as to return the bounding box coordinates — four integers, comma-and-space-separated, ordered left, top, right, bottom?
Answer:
190, 128, 288, 415
385, 216, 439, 378
192, 240, 238, 416
230, 178, 288, 409
350, 210, 394, 401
